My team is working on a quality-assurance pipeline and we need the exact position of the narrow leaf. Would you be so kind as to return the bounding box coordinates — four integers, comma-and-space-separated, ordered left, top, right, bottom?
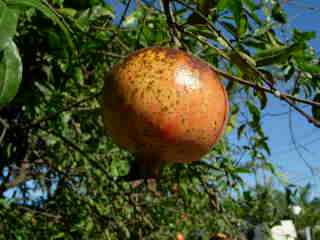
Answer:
228, 51, 257, 78
247, 101, 260, 122
254, 43, 303, 66
237, 124, 246, 139
242, 0, 258, 11
218, 0, 242, 27
293, 29, 316, 42
297, 60, 320, 75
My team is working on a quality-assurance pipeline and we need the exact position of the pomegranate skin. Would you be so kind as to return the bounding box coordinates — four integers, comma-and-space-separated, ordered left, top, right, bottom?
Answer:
102, 47, 229, 165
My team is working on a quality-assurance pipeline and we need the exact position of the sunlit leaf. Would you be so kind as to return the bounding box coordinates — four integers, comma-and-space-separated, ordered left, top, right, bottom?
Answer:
293, 29, 316, 42
254, 43, 303, 66
238, 13, 248, 37
217, 0, 242, 27
123, 9, 143, 27
242, 0, 258, 11
296, 60, 320, 75
0, 1, 19, 49
0, 40, 22, 107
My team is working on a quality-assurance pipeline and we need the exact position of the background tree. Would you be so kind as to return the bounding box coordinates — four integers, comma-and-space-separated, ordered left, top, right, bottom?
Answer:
1, 0, 320, 239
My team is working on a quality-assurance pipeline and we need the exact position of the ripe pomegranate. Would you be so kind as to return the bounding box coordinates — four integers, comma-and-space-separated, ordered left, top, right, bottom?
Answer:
176, 233, 185, 240
102, 47, 229, 178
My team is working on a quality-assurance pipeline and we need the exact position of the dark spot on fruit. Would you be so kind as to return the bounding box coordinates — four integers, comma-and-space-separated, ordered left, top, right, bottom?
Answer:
161, 106, 169, 112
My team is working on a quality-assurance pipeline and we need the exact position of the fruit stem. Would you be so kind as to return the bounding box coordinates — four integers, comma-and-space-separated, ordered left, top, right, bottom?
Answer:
124, 154, 162, 181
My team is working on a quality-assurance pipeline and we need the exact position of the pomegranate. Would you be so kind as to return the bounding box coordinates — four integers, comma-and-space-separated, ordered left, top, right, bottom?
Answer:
176, 233, 185, 240
102, 47, 229, 178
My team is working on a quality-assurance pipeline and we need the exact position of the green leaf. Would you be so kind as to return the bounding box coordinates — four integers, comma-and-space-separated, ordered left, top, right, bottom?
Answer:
233, 167, 251, 174
226, 105, 238, 134
6, 0, 75, 51
58, 8, 77, 17
293, 29, 316, 42
110, 159, 129, 177
237, 124, 246, 139
123, 9, 143, 27
284, 64, 295, 81
0, 40, 22, 107
218, 0, 242, 27
296, 60, 320, 75
238, 13, 248, 37
241, 37, 266, 49
228, 51, 257, 77
256, 90, 267, 110
247, 101, 260, 122
257, 137, 270, 155
221, 21, 237, 38
242, 0, 258, 11
52, 232, 65, 239
90, 5, 114, 20
264, 162, 276, 175
73, 67, 84, 84
271, 3, 287, 24
266, 30, 283, 47
312, 93, 320, 121
254, 43, 303, 66
0, 1, 19, 49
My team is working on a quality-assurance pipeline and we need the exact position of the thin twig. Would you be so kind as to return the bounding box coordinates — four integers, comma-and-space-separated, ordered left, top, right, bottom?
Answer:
162, 0, 185, 49
118, 0, 133, 28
